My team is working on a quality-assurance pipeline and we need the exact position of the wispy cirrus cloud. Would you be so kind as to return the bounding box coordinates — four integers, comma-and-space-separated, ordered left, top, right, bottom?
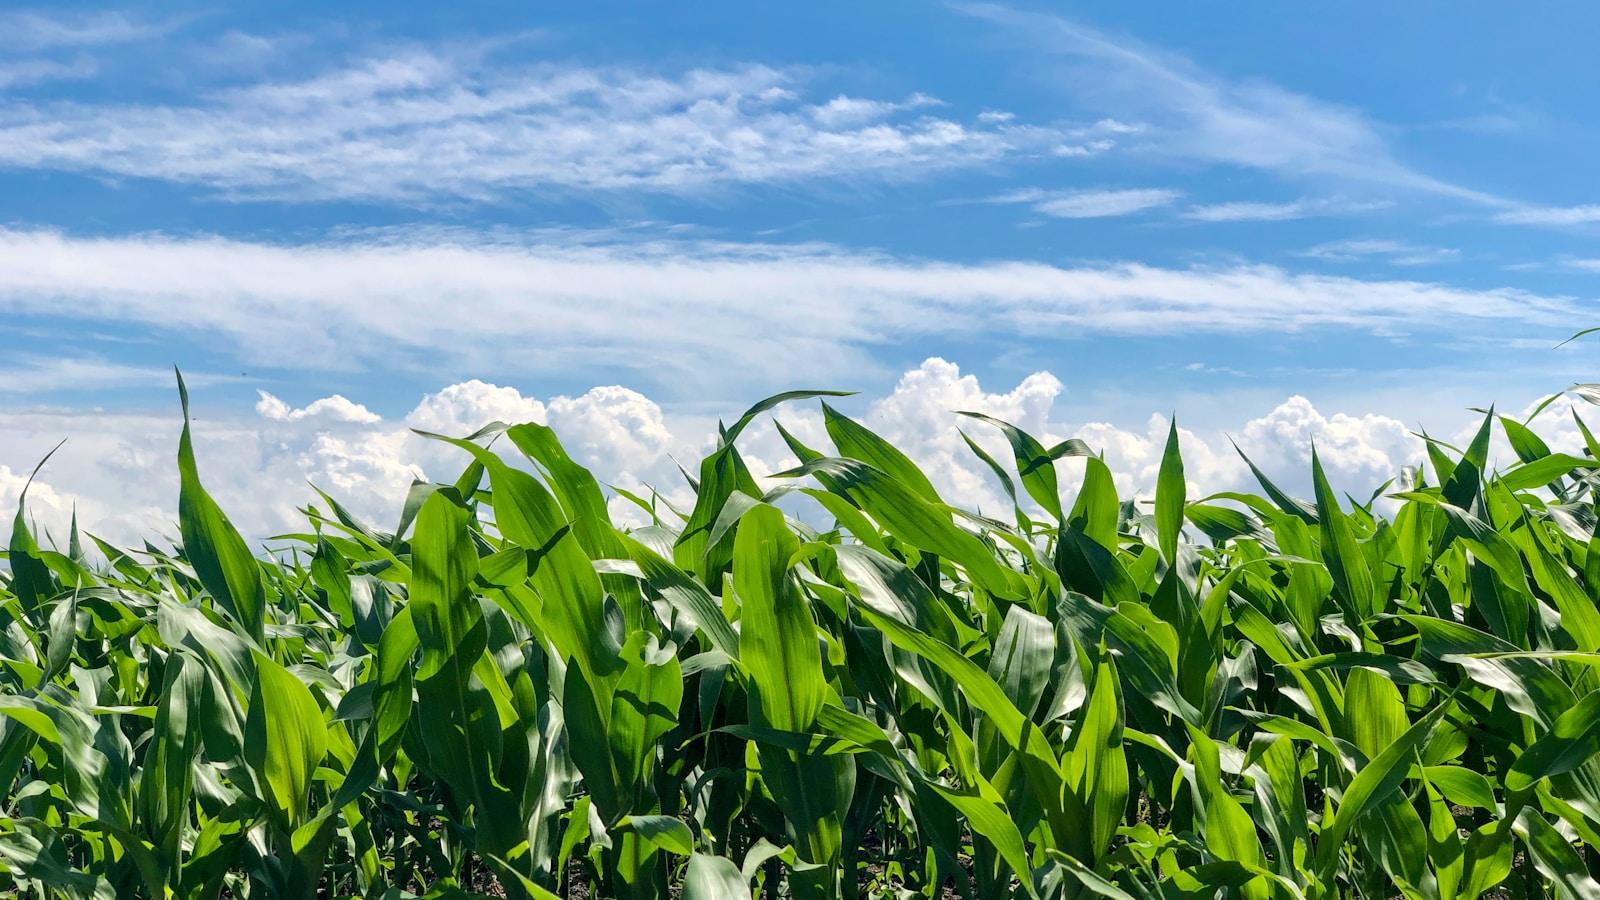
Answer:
1182, 197, 1392, 222
0, 48, 1093, 203
0, 10, 179, 50
0, 227, 1578, 394
1493, 205, 1600, 226
1182, 201, 1308, 223
0, 57, 98, 90
0, 355, 246, 393
955, 3, 1513, 209
0, 9, 181, 90
1299, 238, 1459, 267
986, 186, 1181, 218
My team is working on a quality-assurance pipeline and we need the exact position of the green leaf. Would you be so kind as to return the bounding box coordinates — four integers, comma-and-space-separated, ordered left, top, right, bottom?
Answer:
735, 503, 824, 733
415, 430, 615, 683
1068, 456, 1120, 550
723, 389, 854, 445
683, 854, 749, 899
1235, 441, 1317, 523
244, 651, 329, 830
1155, 417, 1185, 563
956, 410, 1088, 521
407, 489, 483, 682
959, 428, 1025, 525
1313, 700, 1452, 882
825, 402, 941, 502
176, 370, 265, 639
1344, 667, 1410, 762
986, 605, 1054, 718
776, 457, 1016, 597
1505, 690, 1600, 793
7, 439, 64, 627
1063, 653, 1128, 862
620, 815, 694, 856
1499, 415, 1552, 463
1497, 452, 1599, 491
1312, 446, 1376, 620
1514, 808, 1600, 900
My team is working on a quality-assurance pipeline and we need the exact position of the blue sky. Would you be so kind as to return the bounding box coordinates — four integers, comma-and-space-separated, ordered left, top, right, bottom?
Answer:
3, 3, 1600, 541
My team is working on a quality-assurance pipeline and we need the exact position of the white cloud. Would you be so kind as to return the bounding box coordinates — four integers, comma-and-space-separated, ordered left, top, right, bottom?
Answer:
406, 379, 548, 436
0, 11, 175, 50
1184, 362, 1247, 377
0, 227, 1575, 392
1494, 205, 1600, 226
828, 358, 1065, 511
255, 391, 381, 424
808, 93, 942, 127
988, 186, 1181, 219
1505, 257, 1600, 274
0, 463, 77, 546
956, 4, 1510, 208
1238, 395, 1417, 492
1051, 139, 1116, 158
0, 57, 97, 89
188, 30, 309, 74
0, 357, 244, 394
0, 10, 178, 91
0, 358, 1486, 553
1184, 201, 1309, 222
1299, 238, 1459, 267
546, 386, 674, 473
0, 51, 1074, 203
1183, 197, 1392, 222
1047, 122, 1137, 158
0, 377, 692, 548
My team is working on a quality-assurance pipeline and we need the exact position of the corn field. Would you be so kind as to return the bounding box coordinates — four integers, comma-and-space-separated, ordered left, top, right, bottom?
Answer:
8, 375, 1600, 899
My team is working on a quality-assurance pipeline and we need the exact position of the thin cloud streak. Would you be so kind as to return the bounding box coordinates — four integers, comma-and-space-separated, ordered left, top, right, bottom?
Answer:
986, 186, 1182, 218
1183, 197, 1392, 222
0, 356, 248, 393
1299, 239, 1460, 267
1495, 205, 1600, 226
0, 10, 179, 49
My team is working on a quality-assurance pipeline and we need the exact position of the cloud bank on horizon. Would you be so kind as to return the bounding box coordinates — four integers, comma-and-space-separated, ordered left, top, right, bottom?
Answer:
3, 2, 1600, 542
0, 357, 1522, 548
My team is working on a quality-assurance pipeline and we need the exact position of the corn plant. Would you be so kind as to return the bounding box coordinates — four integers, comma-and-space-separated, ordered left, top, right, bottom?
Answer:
7, 373, 1600, 898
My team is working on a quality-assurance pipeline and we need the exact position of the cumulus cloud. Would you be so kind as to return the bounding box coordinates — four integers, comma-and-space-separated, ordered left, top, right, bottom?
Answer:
1, 358, 1477, 553
1238, 395, 1418, 491
881, 360, 1058, 501
0, 463, 77, 545
402, 380, 547, 436
0, 376, 683, 549
0, 228, 1578, 391
546, 386, 674, 473
255, 391, 381, 423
